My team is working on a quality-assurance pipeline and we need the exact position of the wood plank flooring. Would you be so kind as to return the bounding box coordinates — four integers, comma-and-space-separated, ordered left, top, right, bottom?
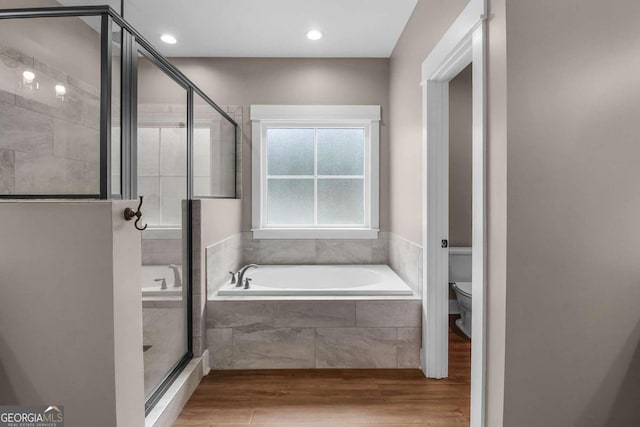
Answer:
174, 321, 471, 426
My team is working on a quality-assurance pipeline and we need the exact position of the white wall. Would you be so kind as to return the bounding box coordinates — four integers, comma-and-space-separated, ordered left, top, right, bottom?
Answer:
0, 201, 144, 427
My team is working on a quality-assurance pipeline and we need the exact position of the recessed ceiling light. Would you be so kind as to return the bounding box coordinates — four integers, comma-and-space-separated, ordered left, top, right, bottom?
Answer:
306, 30, 323, 41
160, 34, 177, 44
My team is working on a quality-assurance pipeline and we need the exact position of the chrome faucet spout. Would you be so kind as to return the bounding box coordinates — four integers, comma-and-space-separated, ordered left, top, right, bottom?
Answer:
168, 264, 182, 288
236, 264, 259, 288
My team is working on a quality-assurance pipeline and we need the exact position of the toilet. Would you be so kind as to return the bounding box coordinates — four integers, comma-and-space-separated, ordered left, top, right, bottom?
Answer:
452, 281, 472, 338
449, 247, 472, 338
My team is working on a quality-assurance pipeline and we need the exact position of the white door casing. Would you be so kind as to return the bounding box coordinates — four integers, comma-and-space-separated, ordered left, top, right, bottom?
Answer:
421, 0, 487, 426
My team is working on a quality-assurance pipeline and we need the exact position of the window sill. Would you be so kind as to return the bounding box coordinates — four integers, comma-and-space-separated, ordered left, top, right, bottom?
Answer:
252, 228, 379, 240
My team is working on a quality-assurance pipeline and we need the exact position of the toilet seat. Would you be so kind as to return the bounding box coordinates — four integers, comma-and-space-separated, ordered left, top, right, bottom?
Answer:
454, 281, 472, 297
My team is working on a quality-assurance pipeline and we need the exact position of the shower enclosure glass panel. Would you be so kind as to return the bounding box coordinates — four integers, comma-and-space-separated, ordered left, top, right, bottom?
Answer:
0, 16, 102, 196
137, 48, 189, 401
111, 23, 122, 197
193, 92, 236, 198
4, 0, 122, 14
0, 4, 238, 415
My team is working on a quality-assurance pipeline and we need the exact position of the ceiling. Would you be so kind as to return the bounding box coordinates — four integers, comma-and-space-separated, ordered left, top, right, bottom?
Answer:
58, 0, 418, 58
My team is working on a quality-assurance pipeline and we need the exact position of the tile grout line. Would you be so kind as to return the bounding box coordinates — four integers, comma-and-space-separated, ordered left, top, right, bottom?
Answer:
314, 327, 318, 368
395, 327, 399, 369
230, 326, 235, 370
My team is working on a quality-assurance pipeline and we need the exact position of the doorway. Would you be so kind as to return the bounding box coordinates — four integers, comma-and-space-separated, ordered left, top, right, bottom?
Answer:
421, 1, 486, 426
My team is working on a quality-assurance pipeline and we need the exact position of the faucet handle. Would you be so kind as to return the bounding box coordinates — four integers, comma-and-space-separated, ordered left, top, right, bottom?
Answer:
243, 277, 252, 290
154, 278, 167, 290
229, 271, 237, 285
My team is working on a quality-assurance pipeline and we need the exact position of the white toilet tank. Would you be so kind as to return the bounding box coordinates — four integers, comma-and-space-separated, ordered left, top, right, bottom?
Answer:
449, 247, 472, 283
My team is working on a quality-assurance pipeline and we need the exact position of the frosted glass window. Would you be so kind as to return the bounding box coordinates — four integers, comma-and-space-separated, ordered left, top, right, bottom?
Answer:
263, 127, 368, 226
267, 179, 314, 224
318, 179, 364, 224
317, 129, 365, 176
267, 128, 314, 175
253, 106, 380, 236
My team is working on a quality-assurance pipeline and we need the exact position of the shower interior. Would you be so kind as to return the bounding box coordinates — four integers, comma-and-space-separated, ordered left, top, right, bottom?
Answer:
0, 5, 238, 414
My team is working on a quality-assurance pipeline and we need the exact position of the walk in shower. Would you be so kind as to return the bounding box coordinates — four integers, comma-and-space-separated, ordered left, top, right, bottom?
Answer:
0, 5, 238, 413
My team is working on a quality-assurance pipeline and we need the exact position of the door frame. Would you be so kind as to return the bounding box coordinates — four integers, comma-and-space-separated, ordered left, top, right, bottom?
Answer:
421, 0, 487, 426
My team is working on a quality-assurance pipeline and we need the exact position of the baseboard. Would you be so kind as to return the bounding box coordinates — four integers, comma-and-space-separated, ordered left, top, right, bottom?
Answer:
201, 349, 210, 376
145, 357, 204, 427
449, 299, 460, 315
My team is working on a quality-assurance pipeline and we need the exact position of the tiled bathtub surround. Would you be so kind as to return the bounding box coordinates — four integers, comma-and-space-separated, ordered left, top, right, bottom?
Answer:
206, 299, 421, 370
0, 44, 100, 195
204, 232, 423, 367
388, 232, 423, 296
242, 232, 389, 265
206, 233, 243, 295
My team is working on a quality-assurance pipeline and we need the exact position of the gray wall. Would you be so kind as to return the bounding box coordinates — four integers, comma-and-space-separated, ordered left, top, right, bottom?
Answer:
0, 201, 144, 427
389, 0, 470, 245
499, 0, 640, 425
165, 57, 390, 232
449, 65, 472, 247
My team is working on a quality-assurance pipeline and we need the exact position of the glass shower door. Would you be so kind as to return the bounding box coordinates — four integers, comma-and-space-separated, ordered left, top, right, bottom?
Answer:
136, 47, 190, 406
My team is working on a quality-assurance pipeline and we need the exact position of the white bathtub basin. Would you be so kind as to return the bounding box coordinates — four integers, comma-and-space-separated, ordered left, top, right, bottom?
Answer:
217, 265, 414, 297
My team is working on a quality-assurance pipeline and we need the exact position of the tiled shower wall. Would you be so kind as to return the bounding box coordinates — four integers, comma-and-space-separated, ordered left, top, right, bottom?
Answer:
136, 104, 241, 227
140, 104, 242, 268
0, 45, 100, 195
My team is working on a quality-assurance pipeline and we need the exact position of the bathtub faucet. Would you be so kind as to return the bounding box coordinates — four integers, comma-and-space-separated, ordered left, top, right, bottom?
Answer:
168, 264, 182, 288
236, 264, 259, 288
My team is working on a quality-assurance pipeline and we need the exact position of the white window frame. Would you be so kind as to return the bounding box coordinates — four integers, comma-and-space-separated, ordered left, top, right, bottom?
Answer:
251, 105, 380, 239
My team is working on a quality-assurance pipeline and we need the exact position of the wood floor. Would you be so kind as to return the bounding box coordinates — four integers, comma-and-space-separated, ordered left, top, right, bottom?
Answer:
174, 322, 471, 426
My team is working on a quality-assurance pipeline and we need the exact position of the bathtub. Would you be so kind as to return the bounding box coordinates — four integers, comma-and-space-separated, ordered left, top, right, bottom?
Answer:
141, 265, 183, 298
217, 264, 414, 297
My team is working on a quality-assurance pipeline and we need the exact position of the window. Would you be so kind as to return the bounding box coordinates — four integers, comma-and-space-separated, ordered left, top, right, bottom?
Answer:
251, 105, 380, 239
